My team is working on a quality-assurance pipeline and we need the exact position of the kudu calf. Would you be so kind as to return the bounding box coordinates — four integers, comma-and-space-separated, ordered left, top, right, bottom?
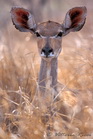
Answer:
11, 6, 87, 105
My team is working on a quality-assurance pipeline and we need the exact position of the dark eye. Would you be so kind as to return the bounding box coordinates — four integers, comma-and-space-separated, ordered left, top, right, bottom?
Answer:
36, 32, 41, 37
57, 32, 63, 37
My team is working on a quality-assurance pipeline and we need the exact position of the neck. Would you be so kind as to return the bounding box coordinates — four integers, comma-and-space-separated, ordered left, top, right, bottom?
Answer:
38, 57, 58, 93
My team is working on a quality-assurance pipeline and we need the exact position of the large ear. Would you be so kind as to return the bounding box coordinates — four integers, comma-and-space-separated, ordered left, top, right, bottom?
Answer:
10, 7, 36, 33
62, 7, 87, 36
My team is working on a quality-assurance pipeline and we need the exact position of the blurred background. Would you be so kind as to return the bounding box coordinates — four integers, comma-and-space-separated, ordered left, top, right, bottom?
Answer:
0, 0, 93, 138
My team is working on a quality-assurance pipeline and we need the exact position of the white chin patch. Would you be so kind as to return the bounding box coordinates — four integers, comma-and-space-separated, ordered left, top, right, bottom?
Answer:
41, 52, 54, 58
41, 52, 45, 57
49, 52, 54, 57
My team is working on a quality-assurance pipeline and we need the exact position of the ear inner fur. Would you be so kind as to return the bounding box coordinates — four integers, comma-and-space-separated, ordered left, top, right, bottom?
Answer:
62, 7, 87, 35
11, 7, 36, 32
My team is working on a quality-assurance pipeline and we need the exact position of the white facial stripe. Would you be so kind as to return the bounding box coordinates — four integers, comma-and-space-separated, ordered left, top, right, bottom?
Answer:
40, 35, 47, 38
36, 30, 63, 38
50, 35, 57, 38
40, 35, 57, 38
50, 31, 63, 38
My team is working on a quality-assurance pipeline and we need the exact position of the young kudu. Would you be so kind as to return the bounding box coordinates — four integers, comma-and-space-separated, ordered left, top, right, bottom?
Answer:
11, 6, 87, 106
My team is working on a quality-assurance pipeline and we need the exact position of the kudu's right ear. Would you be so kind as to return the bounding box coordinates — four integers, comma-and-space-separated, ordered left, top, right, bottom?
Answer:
10, 7, 36, 33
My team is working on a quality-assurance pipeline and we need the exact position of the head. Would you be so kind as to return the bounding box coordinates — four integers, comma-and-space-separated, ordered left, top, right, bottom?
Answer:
11, 6, 87, 59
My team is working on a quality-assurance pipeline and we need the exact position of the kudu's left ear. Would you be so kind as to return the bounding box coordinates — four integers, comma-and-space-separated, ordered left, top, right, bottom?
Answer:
10, 7, 36, 33
62, 7, 87, 36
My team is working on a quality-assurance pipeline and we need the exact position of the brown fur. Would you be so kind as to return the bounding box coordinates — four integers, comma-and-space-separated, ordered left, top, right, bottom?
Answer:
37, 21, 62, 36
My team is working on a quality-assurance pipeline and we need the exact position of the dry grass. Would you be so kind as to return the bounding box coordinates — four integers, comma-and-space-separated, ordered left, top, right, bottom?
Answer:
0, 0, 93, 139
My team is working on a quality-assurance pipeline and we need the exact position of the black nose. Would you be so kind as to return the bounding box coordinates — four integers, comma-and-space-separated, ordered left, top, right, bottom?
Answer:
41, 47, 53, 58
